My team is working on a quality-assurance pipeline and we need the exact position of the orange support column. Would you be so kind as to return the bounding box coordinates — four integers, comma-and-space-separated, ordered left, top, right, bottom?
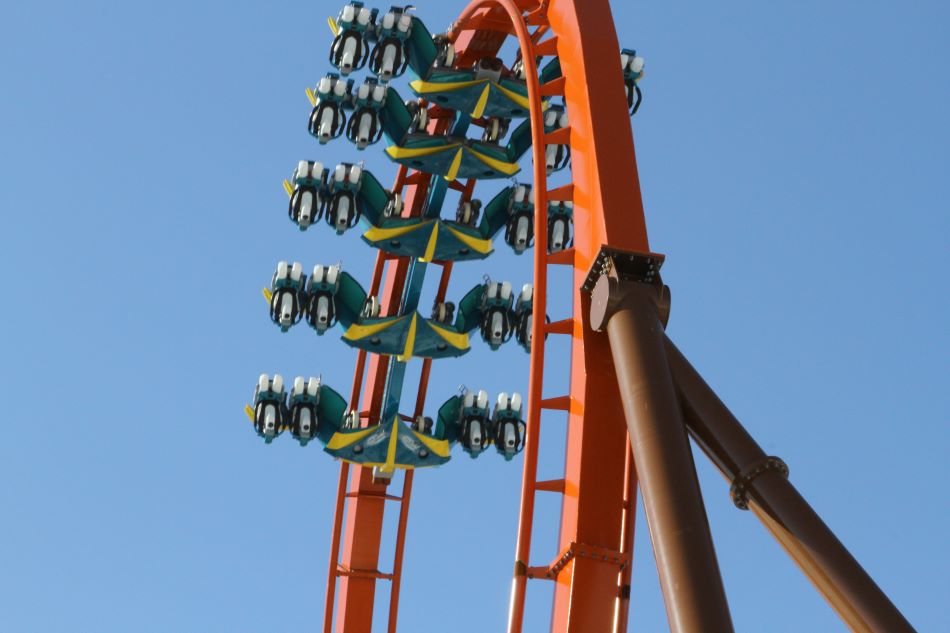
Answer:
334, 258, 410, 633
330, 169, 428, 632
545, 0, 652, 630
549, 304, 630, 633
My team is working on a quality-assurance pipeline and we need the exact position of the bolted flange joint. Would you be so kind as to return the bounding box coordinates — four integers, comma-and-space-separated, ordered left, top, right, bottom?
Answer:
730, 456, 790, 510
584, 246, 670, 331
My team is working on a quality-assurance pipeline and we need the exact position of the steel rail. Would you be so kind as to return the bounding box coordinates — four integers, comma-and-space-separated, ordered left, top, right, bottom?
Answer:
446, 3, 550, 630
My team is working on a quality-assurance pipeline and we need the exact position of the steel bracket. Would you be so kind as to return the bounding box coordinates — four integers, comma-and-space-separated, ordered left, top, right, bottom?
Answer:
525, 541, 629, 580
581, 245, 665, 293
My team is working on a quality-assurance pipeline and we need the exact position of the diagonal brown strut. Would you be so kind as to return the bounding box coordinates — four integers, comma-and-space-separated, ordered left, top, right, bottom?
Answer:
590, 272, 735, 633
587, 247, 914, 632
664, 336, 915, 633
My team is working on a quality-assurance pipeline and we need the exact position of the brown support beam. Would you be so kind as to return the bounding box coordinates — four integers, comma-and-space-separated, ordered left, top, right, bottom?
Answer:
664, 336, 915, 633
590, 273, 734, 633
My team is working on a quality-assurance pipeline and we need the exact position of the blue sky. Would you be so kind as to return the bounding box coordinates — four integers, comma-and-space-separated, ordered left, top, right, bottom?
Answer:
1, 1, 947, 631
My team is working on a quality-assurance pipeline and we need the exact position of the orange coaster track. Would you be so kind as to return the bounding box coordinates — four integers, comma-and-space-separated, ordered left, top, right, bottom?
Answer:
321, 1, 650, 631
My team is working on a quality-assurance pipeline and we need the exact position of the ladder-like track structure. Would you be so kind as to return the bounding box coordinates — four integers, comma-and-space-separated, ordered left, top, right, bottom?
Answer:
319, 2, 647, 631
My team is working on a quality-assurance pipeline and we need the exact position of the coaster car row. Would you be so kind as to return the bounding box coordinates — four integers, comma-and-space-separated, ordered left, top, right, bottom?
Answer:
284, 162, 573, 260
247, 374, 348, 447
328, 2, 560, 120
326, 2, 645, 120
247, 374, 525, 469
264, 263, 540, 357
306, 73, 571, 181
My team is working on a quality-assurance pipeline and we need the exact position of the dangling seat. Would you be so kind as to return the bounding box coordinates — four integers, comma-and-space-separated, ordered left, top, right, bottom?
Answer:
542, 105, 571, 174
451, 278, 520, 350
288, 378, 349, 446
346, 80, 388, 149
492, 392, 526, 460
329, 3, 375, 75
329, 3, 440, 83
479, 281, 515, 349
284, 163, 406, 238
305, 265, 341, 334
305, 264, 369, 335
504, 183, 535, 254
547, 200, 574, 253
287, 160, 326, 230
326, 163, 364, 233
436, 390, 493, 458
620, 48, 645, 115
513, 284, 534, 353
369, 8, 413, 81
287, 376, 320, 446
267, 261, 306, 331
249, 374, 287, 443
308, 75, 350, 144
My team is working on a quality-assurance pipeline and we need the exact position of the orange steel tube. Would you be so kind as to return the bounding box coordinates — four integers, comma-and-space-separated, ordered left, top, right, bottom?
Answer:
386, 471, 414, 633
334, 261, 411, 633
331, 0, 653, 628
330, 168, 431, 632
385, 262, 454, 633
551, 1, 659, 629
323, 462, 350, 633
450, 2, 548, 631
448, 2, 651, 631
323, 245, 390, 633
545, 0, 656, 628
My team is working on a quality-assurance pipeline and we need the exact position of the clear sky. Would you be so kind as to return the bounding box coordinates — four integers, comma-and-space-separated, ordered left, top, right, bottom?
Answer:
1, 1, 947, 631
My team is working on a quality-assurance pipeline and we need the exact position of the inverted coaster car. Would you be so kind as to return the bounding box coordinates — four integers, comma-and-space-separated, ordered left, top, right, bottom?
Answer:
492, 392, 526, 460
621, 48, 646, 115
329, 4, 436, 83
263, 262, 367, 336
449, 279, 545, 352
437, 389, 492, 458
248, 374, 287, 443
285, 160, 405, 235
304, 264, 367, 335
435, 388, 526, 459
303, 72, 566, 181
452, 280, 516, 350
245, 374, 349, 447
266, 261, 306, 332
